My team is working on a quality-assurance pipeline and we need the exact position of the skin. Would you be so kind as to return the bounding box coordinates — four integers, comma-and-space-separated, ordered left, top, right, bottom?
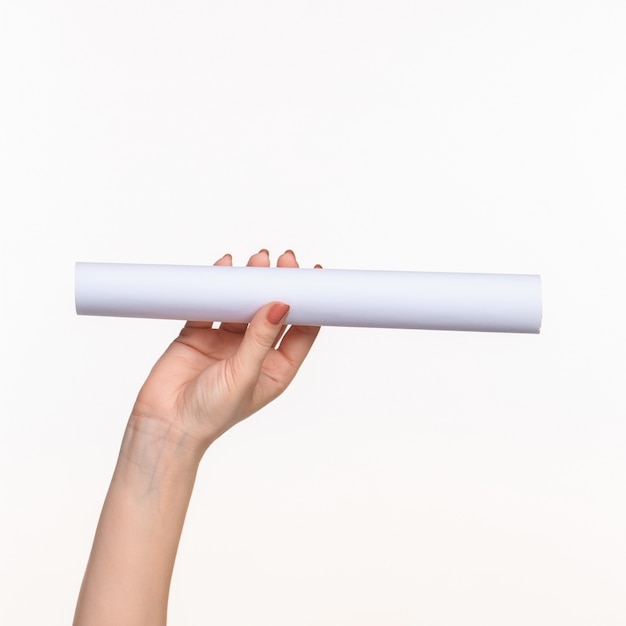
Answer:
74, 249, 321, 626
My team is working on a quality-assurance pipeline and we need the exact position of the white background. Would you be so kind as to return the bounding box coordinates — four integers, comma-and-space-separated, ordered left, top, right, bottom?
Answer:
1, 1, 625, 624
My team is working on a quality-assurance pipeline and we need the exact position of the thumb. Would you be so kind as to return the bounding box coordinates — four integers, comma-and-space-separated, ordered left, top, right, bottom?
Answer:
234, 302, 290, 378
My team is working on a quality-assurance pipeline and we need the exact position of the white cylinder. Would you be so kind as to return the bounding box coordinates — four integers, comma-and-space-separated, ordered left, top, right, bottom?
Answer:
75, 262, 542, 333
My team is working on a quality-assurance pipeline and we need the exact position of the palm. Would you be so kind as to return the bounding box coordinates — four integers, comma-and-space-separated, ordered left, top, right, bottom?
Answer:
131, 250, 320, 448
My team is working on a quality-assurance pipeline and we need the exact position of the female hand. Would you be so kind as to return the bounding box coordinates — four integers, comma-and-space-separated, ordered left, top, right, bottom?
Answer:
129, 249, 321, 456
75, 249, 322, 626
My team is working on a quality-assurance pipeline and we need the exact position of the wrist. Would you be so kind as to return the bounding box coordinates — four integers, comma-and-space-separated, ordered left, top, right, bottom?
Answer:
119, 413, 206, 484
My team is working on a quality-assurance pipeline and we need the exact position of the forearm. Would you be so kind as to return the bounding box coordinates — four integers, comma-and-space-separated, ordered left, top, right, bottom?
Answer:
74, 416, 203, 626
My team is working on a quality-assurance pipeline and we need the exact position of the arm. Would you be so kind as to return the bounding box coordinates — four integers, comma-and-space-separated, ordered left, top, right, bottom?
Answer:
73, 249, 320, 626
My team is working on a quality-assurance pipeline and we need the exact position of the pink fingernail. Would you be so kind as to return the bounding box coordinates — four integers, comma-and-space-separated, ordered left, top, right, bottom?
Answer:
267, 303, 290, 325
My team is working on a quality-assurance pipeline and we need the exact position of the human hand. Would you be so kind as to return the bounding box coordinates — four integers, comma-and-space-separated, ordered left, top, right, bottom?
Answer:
129, 249, 321, 457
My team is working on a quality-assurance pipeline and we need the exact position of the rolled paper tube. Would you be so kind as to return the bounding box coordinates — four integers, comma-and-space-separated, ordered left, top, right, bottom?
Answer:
74, 262, 542, 333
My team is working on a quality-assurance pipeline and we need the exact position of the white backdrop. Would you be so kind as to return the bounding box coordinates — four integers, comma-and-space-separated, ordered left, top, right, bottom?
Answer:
1, 1, 625, 624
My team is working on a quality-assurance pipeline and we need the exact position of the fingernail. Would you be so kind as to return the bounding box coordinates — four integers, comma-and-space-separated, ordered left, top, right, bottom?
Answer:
284, 249, 295, 257
314, 263, 323, 269
267, 303, 290, 325
259, 248, 269, 255
223, 253, 232, 259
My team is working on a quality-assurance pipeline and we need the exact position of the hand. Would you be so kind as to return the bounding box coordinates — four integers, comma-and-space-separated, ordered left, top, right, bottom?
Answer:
130, 249, 321, 456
